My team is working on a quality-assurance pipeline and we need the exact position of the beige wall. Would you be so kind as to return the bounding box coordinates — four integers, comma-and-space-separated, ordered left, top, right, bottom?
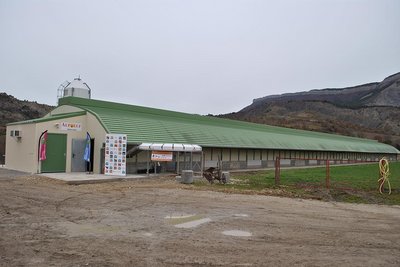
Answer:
137, 150, 150, 162
49, 105, 84, 115
6, 111, 107, 174
203, 148, 212, 161
239, 149, 246, 161
222, 149, 230, 161
5, 124, 37, 173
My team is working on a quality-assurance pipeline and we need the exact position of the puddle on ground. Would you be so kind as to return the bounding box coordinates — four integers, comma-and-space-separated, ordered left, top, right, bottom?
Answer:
57, 222, 125, 237
165, 214, 211, 229
143, 232, 153, 237
164, 214, 196, 219
222, 230, 252, 237
174, 218, 212, 228
233, 214, 249, 217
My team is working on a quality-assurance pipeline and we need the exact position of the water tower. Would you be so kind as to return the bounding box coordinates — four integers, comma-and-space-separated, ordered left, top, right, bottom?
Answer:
57, 77, 91, 100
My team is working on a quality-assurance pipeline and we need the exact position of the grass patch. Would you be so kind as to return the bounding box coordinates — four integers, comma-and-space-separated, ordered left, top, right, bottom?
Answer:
192, 162, 400, 205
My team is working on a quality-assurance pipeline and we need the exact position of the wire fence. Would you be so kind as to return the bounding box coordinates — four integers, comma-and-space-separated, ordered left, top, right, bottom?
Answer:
273, 157, 399, 192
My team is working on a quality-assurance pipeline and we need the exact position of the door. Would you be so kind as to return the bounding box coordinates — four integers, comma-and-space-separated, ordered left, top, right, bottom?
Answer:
41, 133, 67, 173
71, 138, 86, 172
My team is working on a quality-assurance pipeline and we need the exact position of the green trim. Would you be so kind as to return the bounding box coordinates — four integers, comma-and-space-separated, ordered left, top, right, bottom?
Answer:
66, 106, 110, 133
7, 111, 87, 126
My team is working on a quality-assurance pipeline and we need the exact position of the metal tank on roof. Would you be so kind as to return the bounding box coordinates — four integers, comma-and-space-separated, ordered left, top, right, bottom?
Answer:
57, 77, 91, 99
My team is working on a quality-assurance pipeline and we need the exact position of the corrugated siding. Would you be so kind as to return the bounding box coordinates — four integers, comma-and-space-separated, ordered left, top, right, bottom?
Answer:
58, 97, 399, 154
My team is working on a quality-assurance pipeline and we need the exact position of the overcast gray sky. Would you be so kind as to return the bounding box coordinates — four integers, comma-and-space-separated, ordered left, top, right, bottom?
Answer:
1, 0, 399, 115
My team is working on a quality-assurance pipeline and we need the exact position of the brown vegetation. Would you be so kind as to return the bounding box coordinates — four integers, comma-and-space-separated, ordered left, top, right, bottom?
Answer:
0, 92, 53, 134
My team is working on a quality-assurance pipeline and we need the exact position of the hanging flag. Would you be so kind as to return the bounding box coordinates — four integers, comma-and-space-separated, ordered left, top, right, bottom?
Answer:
84, 132, 91, 162
39, 131, 48, 161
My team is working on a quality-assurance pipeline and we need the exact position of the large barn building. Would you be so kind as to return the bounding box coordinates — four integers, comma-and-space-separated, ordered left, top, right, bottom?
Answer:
5, 81, 399, 174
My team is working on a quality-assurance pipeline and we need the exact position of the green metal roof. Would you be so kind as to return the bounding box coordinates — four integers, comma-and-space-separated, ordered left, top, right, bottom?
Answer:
7, 111, 87, 125
56, 97, 399, 154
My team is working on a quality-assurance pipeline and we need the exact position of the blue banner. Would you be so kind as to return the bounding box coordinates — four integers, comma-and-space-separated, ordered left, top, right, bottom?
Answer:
84, 132, 91, 162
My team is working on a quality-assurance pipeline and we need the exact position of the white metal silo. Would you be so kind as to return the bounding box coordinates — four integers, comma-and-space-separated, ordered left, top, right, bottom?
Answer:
57, 77, 91, 99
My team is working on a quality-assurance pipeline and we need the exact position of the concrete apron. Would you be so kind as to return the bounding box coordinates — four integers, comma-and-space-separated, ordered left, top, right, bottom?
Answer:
38, 172, 163, 185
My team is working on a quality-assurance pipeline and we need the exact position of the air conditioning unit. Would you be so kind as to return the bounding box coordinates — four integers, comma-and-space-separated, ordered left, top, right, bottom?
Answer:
10, 130, 21, 138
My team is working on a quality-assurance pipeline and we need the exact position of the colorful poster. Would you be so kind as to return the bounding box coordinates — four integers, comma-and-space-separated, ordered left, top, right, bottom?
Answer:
104, 134, 127, 176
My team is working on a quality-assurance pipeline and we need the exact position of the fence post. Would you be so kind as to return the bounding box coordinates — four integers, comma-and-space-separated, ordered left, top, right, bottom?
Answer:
275, 156, 280, 186
326, 159, 330, 189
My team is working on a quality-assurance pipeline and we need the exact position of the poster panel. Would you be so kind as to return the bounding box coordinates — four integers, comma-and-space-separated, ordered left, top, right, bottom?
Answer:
104, 134, 127, 176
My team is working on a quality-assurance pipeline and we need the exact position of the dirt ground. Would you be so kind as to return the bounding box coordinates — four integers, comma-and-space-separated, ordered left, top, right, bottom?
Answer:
1, 170, 400, 267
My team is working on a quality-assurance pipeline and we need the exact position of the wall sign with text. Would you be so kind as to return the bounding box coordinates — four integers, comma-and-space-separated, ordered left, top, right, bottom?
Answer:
59, 122, 82, 131
151, 151, 173, 162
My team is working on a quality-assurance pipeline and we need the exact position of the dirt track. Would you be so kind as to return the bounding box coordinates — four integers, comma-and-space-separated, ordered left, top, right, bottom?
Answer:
1, 172, 400, 266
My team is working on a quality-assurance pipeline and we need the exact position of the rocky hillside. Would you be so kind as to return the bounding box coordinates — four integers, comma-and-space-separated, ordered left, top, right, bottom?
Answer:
220, 72, 400, 148
0, 93, 53, 134
253, 72, 400, 108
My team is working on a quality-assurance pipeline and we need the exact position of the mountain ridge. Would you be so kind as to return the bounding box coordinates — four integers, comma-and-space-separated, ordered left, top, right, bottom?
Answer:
251, 72, 400, 109
220, 72, 400, 148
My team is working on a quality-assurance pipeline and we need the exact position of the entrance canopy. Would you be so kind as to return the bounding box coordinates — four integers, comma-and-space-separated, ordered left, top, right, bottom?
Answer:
138, 143, 202, 152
